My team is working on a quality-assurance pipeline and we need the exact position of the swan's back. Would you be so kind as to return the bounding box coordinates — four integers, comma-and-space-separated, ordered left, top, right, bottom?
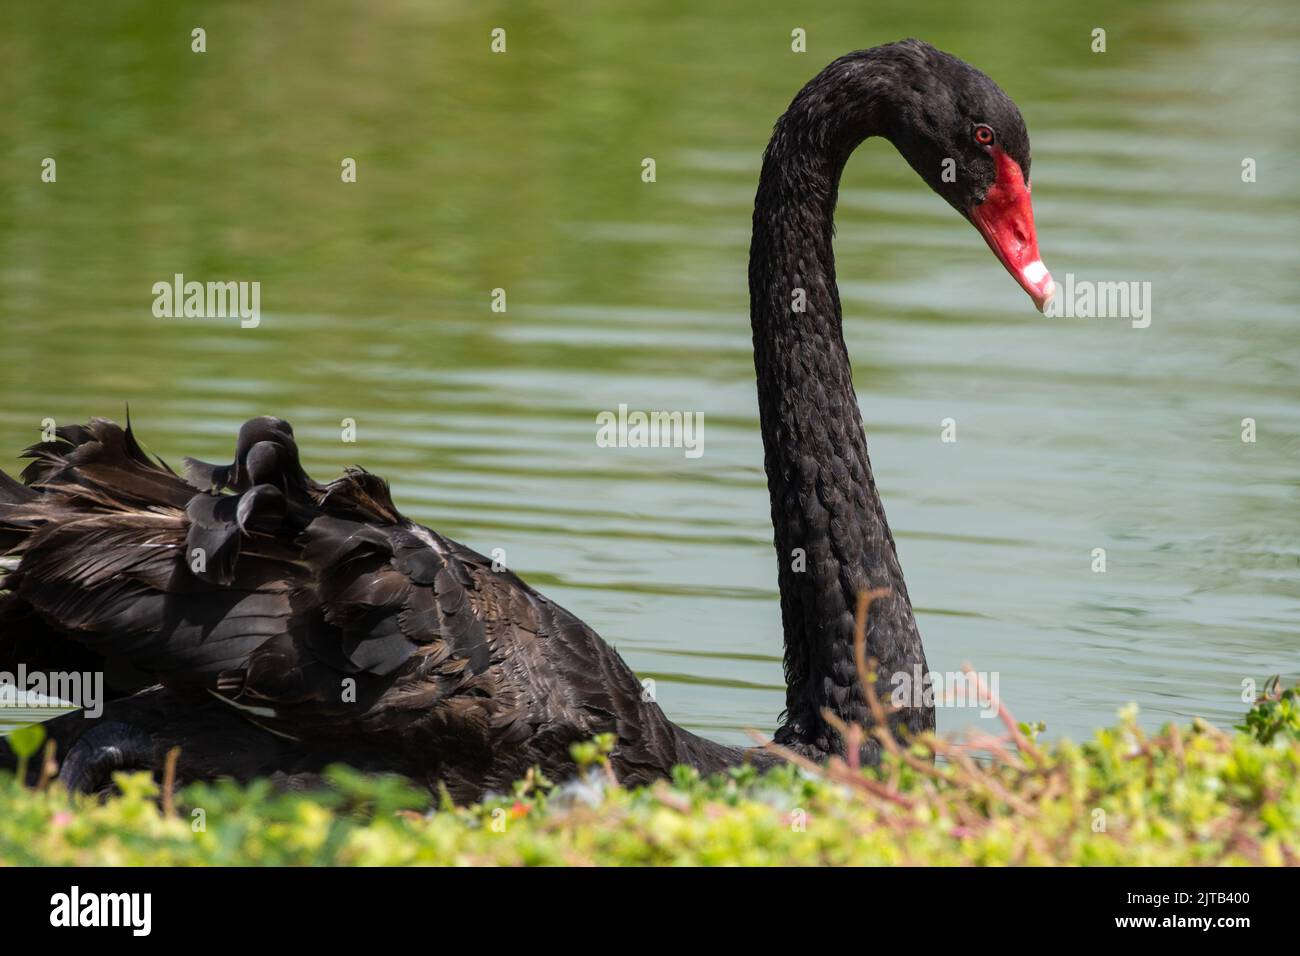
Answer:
0, 418, 742, 796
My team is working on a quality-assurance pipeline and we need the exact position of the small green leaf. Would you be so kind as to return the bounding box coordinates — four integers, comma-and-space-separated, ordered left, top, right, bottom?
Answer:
6, 722, 46, 760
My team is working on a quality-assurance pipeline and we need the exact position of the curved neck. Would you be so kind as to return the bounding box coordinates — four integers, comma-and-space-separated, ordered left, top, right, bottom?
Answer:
748, 55, 930, 757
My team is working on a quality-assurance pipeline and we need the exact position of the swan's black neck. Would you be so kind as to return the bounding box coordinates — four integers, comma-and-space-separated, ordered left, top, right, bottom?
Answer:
749, 50, 934, 758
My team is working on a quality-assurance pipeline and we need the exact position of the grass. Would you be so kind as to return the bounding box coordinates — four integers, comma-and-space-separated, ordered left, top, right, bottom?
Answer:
2, 696, 1296, 865
2, 596, 1297, 866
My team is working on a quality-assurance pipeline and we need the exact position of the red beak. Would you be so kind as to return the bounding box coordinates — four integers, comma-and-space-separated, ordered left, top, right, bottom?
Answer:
969, 147, 1054, 312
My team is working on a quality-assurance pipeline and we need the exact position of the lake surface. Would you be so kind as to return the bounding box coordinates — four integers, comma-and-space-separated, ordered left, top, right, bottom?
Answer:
1, 0, 1297, 746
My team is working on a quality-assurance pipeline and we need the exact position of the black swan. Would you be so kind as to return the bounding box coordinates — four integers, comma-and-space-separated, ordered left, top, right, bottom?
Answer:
0, 40, 1051, 799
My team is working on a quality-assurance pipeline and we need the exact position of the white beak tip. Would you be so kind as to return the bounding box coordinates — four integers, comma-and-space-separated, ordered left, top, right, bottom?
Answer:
1035, 280, 1057, 313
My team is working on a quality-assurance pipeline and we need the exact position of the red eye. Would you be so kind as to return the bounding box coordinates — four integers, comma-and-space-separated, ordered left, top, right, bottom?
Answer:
973, 125, 995, 146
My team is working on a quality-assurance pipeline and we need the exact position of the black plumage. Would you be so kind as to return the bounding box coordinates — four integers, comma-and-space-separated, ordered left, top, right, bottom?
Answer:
0, 418, 749, 799
0, 40, 1047, 796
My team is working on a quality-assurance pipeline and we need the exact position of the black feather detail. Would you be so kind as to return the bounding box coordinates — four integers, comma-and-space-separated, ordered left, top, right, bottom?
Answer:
184, 494, 242, 586
388, 529, 440, 585
0, 413, 763, 798
183, 458, 231, 492
236, 484, 287, 535
0, 470, 38, 504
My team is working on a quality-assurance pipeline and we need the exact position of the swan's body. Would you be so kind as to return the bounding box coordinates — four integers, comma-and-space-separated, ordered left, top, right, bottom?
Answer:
0, 40, 1050, 797
0, 418, 750, 798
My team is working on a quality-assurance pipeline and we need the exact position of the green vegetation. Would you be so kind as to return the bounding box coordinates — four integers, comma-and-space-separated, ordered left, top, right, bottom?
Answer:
3, 680, 1296, 866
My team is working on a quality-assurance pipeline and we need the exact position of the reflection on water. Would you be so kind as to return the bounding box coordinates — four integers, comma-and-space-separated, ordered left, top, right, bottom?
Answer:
1, 0, 1296, 746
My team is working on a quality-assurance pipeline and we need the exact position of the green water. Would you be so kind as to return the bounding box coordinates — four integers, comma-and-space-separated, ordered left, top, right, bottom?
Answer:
1, 0, 1297, 747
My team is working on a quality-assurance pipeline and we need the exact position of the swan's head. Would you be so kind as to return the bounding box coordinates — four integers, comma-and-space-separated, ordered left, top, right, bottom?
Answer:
879, 41, 1055, 312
